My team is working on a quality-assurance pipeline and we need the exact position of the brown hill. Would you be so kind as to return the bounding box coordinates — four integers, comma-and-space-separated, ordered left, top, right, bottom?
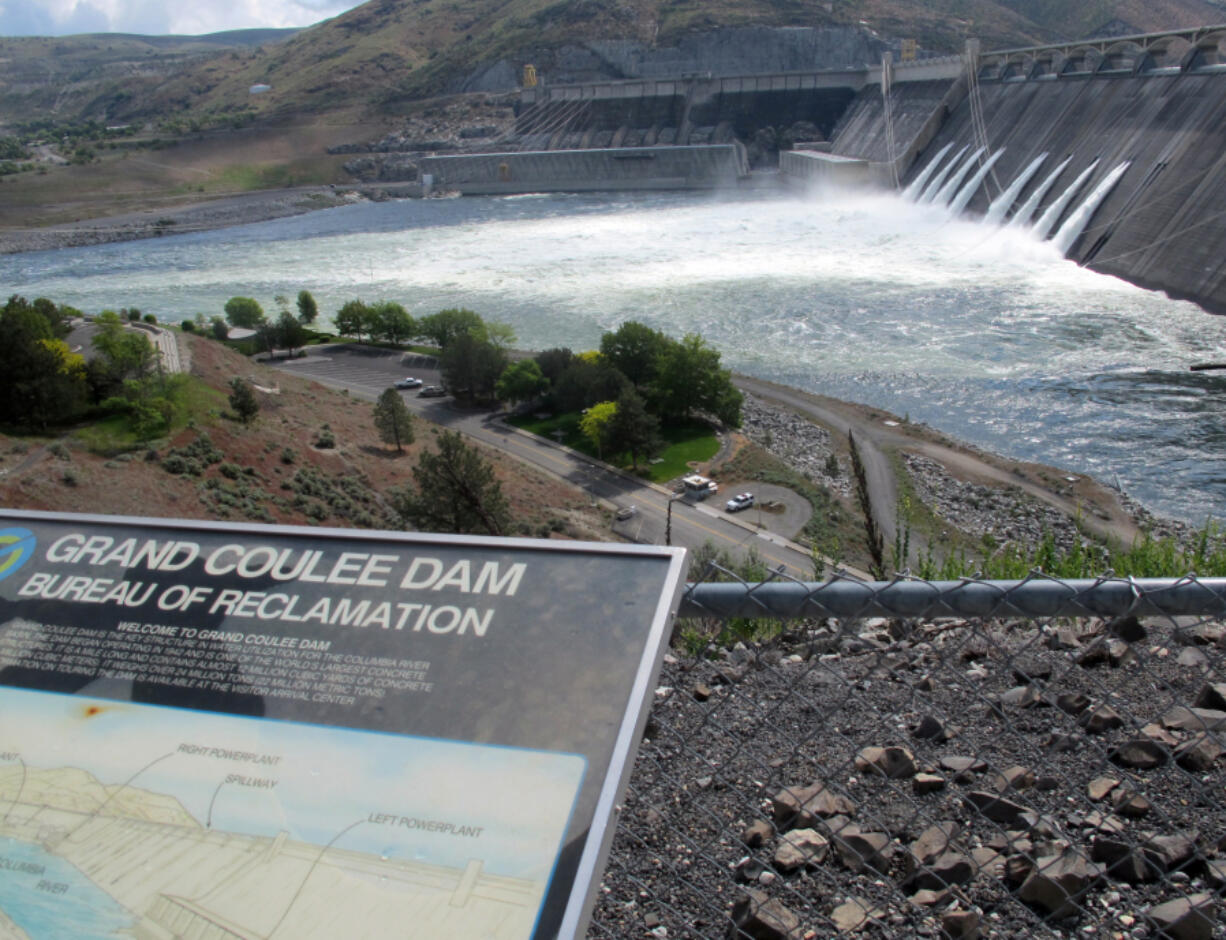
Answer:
6, 0, 1226, 130
0, 333, 605, 542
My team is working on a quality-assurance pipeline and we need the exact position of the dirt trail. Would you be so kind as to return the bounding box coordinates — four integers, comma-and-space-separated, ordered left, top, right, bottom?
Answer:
735, 375, 1142, 549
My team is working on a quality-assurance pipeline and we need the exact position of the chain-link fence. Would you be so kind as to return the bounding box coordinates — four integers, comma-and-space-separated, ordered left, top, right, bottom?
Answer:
590, 569, 1226, 939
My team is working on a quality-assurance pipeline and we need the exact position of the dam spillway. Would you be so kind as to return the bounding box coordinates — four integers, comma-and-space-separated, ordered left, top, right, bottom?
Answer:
830, 27, 1226, 314
448, 25, 1226, 317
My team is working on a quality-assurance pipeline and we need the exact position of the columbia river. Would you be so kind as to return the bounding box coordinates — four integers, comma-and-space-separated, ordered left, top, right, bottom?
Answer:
3, 188, 1224, 523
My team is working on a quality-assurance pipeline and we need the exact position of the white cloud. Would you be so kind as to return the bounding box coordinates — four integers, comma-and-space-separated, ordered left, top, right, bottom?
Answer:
0, 0, 360, 37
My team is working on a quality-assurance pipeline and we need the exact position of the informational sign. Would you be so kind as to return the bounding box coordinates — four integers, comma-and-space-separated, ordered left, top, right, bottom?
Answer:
0, 510, 687, 939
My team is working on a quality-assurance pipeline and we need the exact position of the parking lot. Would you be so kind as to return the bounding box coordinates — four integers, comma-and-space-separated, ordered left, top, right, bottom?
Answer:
274, 345, 820, 576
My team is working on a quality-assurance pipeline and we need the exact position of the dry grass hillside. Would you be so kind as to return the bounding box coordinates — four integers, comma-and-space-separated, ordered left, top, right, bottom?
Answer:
97, 0, 1226, 120
6, 0, 1226, 131
0, 333, 608, 542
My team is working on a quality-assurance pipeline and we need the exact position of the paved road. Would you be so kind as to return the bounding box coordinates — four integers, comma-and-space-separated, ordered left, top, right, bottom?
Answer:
272, 347, 819, 577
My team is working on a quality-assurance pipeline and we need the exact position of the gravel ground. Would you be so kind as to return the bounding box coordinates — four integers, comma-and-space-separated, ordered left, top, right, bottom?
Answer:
741, 396, 851, 500
593, 612, 1226, 939
902, 452, 1087, 555
593, 399, 1224, 940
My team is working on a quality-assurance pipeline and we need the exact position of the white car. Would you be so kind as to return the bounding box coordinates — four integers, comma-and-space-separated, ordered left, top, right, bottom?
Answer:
725, 492, 754, 513
394, 377, 423, 389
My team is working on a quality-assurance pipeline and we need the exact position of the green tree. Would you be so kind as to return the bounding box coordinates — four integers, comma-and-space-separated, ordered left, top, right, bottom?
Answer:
228, 378, 259, 425
609, 387, 661, 470
482, 321, 517, 350
373, 388, 415, 452
440, 331, 508, 404
600, 320, 670, 389
92, 311, 157, 381
373, 301, 415, 346
579, 400, 618, 459
30, 296, 73, 338
88, 310, 158, 403
210, 316, 230, 340
224, 296, 265, 329
495, 359, 548, 406
255, 320, 280, 359
297, 290, 319, 325
534, 347, 574, 385
551, 358, 630, 414
335, 299, 372, 342
392, 431, 510, 535
652, 332, 743, 426
418, 308, 485, 348
0, 295, 88, 429
278, 310, 309, 358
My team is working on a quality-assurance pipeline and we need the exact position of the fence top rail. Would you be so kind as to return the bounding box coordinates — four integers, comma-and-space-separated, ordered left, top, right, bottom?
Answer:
680, 574, 1226, 620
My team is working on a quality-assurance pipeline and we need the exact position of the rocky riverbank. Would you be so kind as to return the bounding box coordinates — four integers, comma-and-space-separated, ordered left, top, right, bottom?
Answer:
0, 185, 416, 255
737, 391, 1179, 564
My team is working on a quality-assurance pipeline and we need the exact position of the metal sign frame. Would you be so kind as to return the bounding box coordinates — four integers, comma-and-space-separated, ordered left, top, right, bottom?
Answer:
0, 509, 688, 939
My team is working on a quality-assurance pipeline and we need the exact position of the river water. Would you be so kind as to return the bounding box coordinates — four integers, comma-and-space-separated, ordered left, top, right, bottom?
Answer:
3, 188, 1225, 523
0, 836, 134, 937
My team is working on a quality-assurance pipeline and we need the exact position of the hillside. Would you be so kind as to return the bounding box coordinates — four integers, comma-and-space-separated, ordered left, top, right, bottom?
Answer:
0, 29, 298, 126
2, 0, 1225, 235
0, 332, 606, 542
4, 0, 1226, 130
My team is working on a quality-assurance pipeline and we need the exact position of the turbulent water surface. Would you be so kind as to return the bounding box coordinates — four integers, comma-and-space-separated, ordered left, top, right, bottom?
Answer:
4, 188, 1225, 523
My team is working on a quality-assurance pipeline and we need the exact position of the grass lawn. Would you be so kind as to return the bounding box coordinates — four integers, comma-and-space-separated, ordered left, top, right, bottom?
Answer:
510, 412, 719, 483
75, 376, 225, 455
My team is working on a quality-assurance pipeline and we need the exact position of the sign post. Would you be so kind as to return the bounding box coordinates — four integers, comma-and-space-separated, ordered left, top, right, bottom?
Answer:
0, 510, 686, 939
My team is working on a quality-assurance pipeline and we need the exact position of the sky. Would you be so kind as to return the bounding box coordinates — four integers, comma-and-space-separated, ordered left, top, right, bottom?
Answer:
0, 0, 363, 37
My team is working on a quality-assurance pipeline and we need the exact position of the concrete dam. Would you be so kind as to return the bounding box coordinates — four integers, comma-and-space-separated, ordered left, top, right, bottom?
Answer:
830, 26, 1226, 315
427, 24, 1226, 314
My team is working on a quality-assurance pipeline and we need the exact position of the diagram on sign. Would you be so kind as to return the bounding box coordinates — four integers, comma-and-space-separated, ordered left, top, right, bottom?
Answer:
0, 687, 585, 940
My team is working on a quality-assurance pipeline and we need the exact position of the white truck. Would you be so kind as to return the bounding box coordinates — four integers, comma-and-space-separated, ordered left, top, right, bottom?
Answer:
680, 474, 719, 501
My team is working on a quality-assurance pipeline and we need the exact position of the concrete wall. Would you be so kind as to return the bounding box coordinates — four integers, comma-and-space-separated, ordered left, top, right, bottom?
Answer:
519, 78, 860, 148
779, 150, 871, 188
420, 144, 748, 195
931, 71, 1226, 313
832, 68, 1226, 314
830, 79, 958, 166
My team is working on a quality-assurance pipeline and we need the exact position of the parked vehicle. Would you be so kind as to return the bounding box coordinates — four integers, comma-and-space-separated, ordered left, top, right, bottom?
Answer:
394, 377, 422, 389
680, 474, 719, 500
725, 492, 755, 513
418, 385, 447, 398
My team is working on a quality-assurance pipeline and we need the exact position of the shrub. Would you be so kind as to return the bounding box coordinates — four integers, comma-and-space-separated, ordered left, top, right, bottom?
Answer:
47, 442, 70, 460
280, 447, 295, 465
315, 425, 336, 449
219, 462, 241, 480
61, 469, 78, 486
161, 455, 199, 476
181, 320, 196, 333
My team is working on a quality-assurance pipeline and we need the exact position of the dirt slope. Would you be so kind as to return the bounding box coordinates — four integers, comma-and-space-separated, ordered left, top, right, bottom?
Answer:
0, 333, 606, 542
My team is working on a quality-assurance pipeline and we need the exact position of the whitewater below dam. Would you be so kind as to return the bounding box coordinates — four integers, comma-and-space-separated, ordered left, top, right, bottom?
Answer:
4, 187, 1226, 524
